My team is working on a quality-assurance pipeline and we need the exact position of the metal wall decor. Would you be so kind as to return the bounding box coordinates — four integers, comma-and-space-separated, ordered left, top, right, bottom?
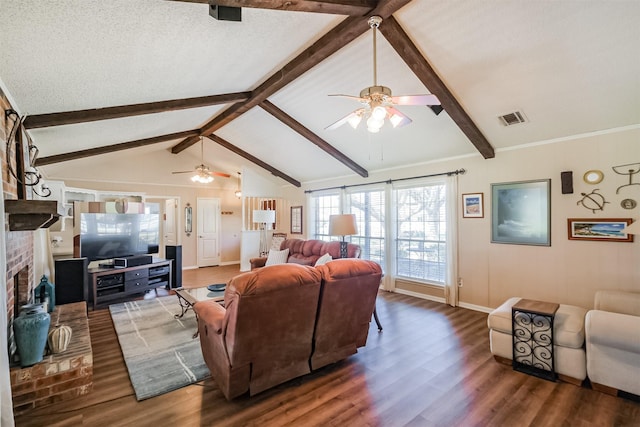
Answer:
621, 199, 637, 209
5, 109, 51, 197
612, 162, 640, 194
577, 189, 609, 213
583, 169, 604, 185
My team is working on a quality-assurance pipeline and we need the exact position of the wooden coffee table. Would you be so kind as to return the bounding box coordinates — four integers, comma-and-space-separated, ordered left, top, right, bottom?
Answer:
175, 285, 226, 337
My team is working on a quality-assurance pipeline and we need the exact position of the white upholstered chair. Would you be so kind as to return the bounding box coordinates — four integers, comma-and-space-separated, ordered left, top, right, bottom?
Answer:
585, 290, 640, 396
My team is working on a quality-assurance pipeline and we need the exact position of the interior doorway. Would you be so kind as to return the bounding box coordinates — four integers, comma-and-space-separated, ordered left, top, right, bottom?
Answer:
197, 198, 221, 267
145, 197, 180, 259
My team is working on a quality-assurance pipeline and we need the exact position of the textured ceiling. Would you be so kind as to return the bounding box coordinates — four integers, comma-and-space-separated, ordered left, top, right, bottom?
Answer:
1, 0, 638, 189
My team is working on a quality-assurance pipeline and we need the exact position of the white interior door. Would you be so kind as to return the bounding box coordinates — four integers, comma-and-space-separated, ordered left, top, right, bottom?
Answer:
197, 198, 220, 267
164, 199, 177, 246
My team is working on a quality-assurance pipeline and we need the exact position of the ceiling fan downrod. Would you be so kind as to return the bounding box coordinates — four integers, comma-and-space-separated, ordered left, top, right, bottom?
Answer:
368, 16, 382, 87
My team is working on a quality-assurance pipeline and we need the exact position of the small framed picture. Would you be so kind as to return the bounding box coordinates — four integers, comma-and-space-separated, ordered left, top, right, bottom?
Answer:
462, 193, 484, 218
567, 218, 633, 242
290, 206, 303, 234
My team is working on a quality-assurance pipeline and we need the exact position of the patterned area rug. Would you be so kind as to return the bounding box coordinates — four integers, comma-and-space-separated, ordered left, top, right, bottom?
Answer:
109, 296, 210, 400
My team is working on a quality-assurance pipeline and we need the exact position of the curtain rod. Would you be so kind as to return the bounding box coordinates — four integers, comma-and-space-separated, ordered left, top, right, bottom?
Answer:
304, 168, 466, 194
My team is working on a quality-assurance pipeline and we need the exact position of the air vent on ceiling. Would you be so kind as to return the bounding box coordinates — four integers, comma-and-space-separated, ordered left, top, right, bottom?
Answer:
498, 111, 527, 126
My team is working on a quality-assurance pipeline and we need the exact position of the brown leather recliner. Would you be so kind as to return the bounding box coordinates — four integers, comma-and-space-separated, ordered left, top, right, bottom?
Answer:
312, 259, 382, 370
250, 238, 361, 270
193, 263, 322, 400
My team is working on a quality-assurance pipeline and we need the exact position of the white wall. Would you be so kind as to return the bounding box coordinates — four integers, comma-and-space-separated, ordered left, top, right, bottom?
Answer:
286, 127, 640, 310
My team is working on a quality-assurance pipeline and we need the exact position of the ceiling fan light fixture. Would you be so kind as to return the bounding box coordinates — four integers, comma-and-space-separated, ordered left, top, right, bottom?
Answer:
191, 172, 214, 184
348, 114, 362, 129
389, 113, 404, 128
326, 16, 442, 134
367, 115, 384, 132
234, 171, 242, 198
371, 105, 387, 120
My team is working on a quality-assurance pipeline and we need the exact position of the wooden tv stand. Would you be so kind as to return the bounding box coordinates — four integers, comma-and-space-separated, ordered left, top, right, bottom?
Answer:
88, 259, 172, 309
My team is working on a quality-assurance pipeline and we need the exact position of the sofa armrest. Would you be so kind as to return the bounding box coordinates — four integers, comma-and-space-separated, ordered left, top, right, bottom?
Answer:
586, 310, 640, 353
249, 257, 267, 270
594, 290, 640, 316
193, 300, 226, 334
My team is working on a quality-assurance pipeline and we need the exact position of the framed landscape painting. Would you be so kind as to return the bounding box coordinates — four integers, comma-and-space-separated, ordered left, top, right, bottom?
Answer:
462, 193, 484, 218
567, 218, 633, 242
491, 179, 551, 246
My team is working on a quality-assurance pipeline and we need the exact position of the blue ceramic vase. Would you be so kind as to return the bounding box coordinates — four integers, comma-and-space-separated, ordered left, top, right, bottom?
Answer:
14, 304, 51, 367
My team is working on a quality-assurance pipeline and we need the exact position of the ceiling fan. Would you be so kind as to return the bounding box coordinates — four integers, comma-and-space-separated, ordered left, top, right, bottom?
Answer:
172, 136, 230, 183
326, 16, 442, 133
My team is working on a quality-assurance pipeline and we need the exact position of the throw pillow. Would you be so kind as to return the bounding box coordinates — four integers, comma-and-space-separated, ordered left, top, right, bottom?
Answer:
314, 253, 332, 266
265, 248, 290, 266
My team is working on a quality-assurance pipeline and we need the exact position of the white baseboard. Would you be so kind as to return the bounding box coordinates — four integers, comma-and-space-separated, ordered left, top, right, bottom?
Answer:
183, 261, 240, 270
392, 288, 493, 313
393, 288, 446, 304
458, 302, 493, 313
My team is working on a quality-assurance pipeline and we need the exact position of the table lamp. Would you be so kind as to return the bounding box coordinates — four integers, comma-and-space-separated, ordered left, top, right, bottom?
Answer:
253, 209, 276, 256
329, 214, 358, 258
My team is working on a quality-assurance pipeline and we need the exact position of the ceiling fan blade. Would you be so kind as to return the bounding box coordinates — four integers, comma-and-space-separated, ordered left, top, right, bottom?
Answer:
387, 107, 412, 128
212, 171, 231, 178
391, 94, 441, 106
328, 94, 367, 102
172, 171, 193, 174
325, 109, 365, 130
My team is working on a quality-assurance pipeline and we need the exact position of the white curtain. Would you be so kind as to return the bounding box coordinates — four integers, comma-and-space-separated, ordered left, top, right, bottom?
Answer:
444, 174, 459, 307
0, 197, 15, 425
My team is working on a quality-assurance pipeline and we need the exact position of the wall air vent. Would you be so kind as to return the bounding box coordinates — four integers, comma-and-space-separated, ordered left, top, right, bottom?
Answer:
498, 111, 527, 126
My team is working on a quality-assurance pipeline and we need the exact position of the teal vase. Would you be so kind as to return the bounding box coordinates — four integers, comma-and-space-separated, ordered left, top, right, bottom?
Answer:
34, 275, 55, 313
14, 304, 51, 367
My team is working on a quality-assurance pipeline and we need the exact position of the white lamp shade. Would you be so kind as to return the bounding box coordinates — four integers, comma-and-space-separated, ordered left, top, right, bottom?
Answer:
622, 220, 640, 235
329, 214, 358, 236
253, 209, 275, 224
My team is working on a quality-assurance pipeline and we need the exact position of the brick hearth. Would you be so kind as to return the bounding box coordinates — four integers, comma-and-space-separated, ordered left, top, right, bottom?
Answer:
10, 302, 93, 414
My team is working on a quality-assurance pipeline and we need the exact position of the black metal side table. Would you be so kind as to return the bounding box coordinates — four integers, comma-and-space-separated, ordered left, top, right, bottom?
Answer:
512, 299, 559, 381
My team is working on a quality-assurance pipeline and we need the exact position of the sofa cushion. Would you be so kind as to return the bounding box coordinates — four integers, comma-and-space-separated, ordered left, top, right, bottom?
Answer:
314, 253, 332, 266
265, 248, 289, 266
488, 297, 587, 349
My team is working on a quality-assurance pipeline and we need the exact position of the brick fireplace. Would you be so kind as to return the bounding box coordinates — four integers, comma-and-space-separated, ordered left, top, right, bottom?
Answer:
2, 88, 93, 415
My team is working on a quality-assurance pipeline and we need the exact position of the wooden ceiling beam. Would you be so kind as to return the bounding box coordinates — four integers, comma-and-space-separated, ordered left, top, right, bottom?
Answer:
260, 100, 368, 177
22, 92, 250, 129
172, 0, 411, 154
202, 0, 377, 16
35, 130, 200, 166
379, 16, 495, 159
168, 1, 376, 16
207, 134, 301, 187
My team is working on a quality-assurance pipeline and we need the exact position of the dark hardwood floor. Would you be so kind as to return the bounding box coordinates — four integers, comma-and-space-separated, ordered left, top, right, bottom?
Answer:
14, 266, 640, 426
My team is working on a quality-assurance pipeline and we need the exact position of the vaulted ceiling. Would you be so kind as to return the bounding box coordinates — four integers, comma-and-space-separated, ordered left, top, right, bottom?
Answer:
1, 1, 638, 189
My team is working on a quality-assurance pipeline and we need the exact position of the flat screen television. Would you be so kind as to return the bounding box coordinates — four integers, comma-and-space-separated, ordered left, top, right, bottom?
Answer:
79, 213, 160, 261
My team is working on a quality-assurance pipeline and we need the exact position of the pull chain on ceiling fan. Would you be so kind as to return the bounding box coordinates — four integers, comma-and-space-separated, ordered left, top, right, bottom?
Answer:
326, 16, 442, 133
171, 136, 231, 183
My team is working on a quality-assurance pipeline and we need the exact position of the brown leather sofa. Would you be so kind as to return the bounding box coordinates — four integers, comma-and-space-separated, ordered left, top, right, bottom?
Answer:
250, 238, 361, 270
193, 258, 382, 400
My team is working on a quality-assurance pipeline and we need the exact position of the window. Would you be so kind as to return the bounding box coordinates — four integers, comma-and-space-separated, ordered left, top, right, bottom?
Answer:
310, 192, 340, 240
308, 177, 453, 286
347, 188, 385, 267
395, 182, 447, 284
